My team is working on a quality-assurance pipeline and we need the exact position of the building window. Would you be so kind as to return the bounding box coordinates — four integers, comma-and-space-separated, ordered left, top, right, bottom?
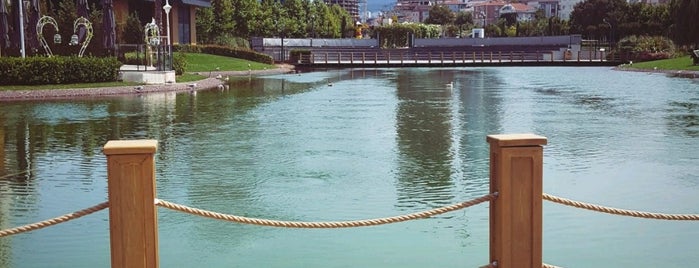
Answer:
178, 6, 191, 44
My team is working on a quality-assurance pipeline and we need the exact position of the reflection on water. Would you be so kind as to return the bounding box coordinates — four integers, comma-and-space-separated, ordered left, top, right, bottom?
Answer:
0, 67, 698, 267
395, 69, 457, 208
666, 100, 699, 137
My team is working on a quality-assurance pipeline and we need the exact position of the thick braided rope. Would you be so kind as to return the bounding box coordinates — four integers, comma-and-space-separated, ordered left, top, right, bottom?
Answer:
156, 193, 496, 228
543, 193, 699, 221
0, 202, 109, 237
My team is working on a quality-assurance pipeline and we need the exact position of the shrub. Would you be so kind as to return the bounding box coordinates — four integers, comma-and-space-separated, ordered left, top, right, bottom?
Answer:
0, 56, 122, 85
616, 35, 677, 62
173, 53, 187, 75
173, 44, 273, 64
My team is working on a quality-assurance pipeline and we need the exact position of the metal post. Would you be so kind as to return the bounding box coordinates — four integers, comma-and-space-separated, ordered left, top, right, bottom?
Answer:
18, 0, 26, 58
163, 0, 172, 70
103, 140, 159, 268
487, 134, 546, 268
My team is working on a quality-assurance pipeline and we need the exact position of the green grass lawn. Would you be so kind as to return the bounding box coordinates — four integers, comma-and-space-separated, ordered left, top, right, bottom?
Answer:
178, 53, 275, 72
626, 56, 699, 72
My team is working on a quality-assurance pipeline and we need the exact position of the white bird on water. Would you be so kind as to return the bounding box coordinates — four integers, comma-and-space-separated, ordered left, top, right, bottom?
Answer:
446, 81, 454, 88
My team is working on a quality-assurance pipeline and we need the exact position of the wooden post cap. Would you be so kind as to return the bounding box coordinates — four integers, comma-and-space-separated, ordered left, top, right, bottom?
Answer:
486, 134, 547, 147
103, 140, 158, 155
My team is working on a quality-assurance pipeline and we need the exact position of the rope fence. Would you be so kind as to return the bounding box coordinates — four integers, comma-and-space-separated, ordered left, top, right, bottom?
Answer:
155, 193, 496, 228
543, 193, 699, 221
0, 201, 109, 237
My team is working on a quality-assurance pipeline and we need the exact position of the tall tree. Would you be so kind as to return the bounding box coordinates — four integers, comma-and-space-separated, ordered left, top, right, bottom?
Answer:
210, 0, 235, 35
424, 5, 455, 25
195, 7, 214, 43
231, 0, 259, 38
570, 0, 628, 41
283, 0, 307, 37
669, 0, 699, 47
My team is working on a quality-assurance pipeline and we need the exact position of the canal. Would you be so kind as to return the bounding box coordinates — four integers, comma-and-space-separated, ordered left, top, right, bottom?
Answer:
0, 67, 698, 267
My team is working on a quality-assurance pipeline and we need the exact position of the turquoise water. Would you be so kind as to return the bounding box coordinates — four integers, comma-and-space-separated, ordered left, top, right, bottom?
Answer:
0, 67, 698, 267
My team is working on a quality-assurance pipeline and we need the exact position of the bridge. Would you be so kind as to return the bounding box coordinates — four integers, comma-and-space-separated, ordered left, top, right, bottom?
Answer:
292, 47, 620, 68
253, 35, 630, 67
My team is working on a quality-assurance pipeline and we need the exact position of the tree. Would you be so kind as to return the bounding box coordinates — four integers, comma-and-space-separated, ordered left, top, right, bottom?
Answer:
570, 0, 628, 41
195, 7, 214, 43
424, 5, 455, 26
124, 12, 144, 44
669, 0, 699, 47
283, 0, 308, 37
210, 0, 235, 35
231, 0, 260, 38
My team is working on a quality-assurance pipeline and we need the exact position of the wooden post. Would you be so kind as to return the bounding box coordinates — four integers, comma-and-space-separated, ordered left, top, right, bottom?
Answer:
104, 140, 159, 268
487, 134, 546, 268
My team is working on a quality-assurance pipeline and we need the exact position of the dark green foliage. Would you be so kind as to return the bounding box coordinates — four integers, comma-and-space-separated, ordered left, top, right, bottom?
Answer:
615, 35, 676, 61
0, 56, 122, 85
425, 5, 455, 25
124, 12, 144, 44
173, 44, 273, 64
173, 53, 187, 75
669, 0, 699, 47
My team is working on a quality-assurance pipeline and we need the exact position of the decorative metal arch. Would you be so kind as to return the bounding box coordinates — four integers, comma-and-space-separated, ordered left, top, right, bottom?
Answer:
144, 20, 160, 46
73, 17, 93, 57
36, 16, 59, 57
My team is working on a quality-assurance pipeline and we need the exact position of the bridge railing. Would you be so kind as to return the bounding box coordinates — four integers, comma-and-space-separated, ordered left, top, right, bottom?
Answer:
2, 134, 698, 268
299, 50, 611, 65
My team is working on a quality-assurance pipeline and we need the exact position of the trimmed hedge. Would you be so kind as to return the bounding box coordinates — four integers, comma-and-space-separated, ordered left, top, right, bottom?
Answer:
0, 56, 122, 85
173, 44, 273, 65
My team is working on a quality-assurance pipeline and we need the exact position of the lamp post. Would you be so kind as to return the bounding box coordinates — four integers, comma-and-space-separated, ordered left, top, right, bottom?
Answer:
18, 0, 26, 58
163, 0, 172, 70
603, 18, 612, 50
310, 15, 315, 48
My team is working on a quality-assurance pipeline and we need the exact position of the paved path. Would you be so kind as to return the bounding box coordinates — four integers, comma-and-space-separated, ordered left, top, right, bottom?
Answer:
0, 65, 295, 102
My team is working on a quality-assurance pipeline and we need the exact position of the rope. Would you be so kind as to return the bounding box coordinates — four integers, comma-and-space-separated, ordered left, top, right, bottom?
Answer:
543, 193, 699, 221
156, 193, 496, 228
0, 202, 109, 237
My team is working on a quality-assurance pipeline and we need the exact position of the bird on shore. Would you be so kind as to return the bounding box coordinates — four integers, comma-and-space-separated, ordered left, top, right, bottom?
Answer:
134, 86, 144, 92
216, 74, 222, 79
217, 84, 224, 90
224, 76, 230, 82
187, 83, 197, 89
